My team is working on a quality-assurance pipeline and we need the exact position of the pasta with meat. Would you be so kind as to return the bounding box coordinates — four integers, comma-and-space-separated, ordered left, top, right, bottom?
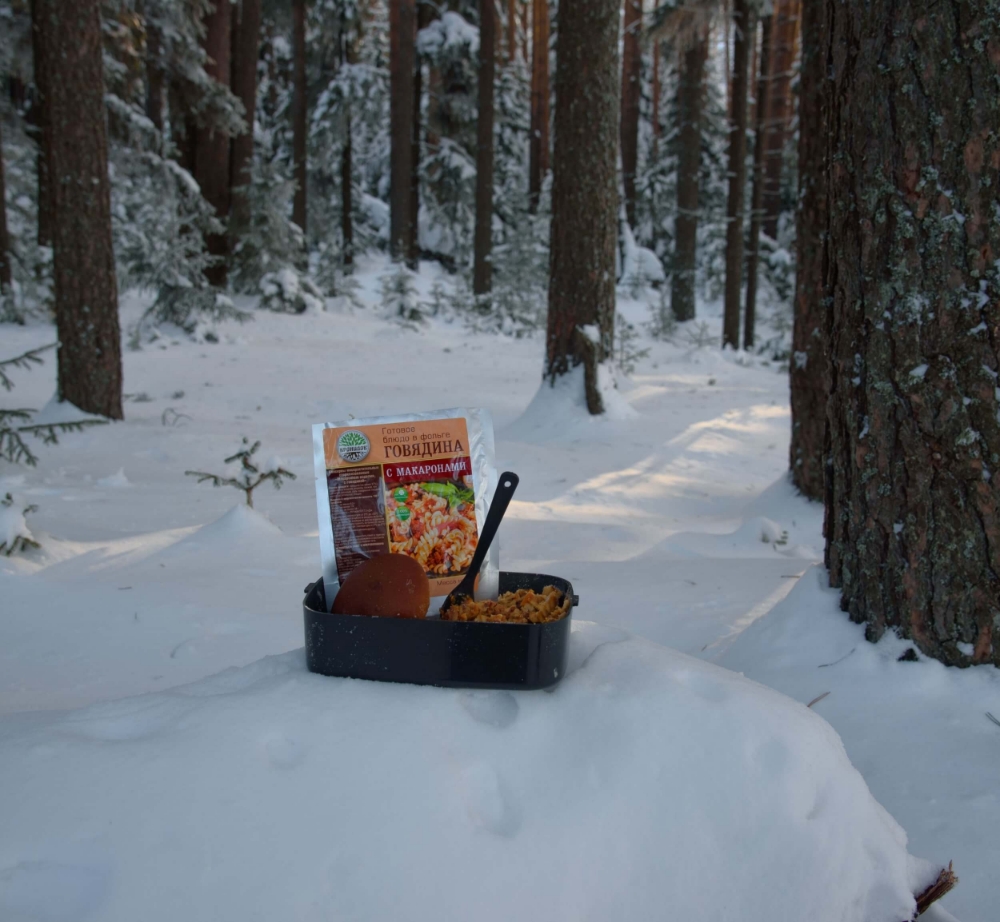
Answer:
385, 480, 479, 576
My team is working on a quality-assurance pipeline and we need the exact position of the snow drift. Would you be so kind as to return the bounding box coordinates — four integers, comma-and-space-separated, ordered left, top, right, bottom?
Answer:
0, 621, 934, 922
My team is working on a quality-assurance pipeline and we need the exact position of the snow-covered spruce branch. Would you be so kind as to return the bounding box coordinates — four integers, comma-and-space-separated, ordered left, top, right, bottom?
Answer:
185, 438, 296, 509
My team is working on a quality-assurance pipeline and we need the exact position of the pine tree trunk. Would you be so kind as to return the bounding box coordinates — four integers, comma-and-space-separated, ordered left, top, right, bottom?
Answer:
722, 0, 752, 349
230, 0, 261, 242
0, 115, 10, 292
651, 39, 660, 161
169, 82, 196, 174
744, 15, 772, 350
762, 0, 798, 241
619, 0, 642, 229
528, 0, 550, 213
342, 116, 353, 266
472, 0, 495, 296
292, 0, 308, 236
195, 0, 232, 287
145, 19, 164, 131
36, 0, 122, 420
507, 0, 516, 62
409, 2, 433, 269
789, 0, 827, 500
29, 0, 52, 248
670, 35, 708, 323
518, 0, 528, 62
389, 0, 416, 260
825, 0, 1000, 667
546, 0, 618, 415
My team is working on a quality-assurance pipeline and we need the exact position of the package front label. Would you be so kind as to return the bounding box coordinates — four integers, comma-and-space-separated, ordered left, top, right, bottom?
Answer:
321, 417, 480, 595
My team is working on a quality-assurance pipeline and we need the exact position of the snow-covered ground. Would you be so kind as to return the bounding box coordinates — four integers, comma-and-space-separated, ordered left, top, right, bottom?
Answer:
1, 256, 994, 920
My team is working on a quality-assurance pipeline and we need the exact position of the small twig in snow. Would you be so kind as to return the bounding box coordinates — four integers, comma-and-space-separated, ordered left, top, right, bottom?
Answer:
806, 692, 830, 709
818, 648, 856, 668
986, 712, 1000, 729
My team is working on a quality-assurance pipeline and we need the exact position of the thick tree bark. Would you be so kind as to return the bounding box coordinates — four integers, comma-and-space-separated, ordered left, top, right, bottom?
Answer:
29, 0, 52, 248
546, 0, 618, 415
35, 0, 122, 419
762, 0, 798, 241
722, 0, 752, 349
145, 19, 164, 131
743, 15, 772, 350
292, 0, 308, 236
670, 35, 708, 323
229, 0, 261, 238
472, 0, 495, 296
789, 0, 827, 500
389, 0, 416, 260
0, 116, 10, 291
825, 0, 1000, 666
409, 2, 434, 269
528, 0, 550, 213
195, 0, 232, 287
619, 0, 642, 229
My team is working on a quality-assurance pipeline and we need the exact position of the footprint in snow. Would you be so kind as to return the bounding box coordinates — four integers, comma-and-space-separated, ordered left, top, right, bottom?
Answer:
458, 690, 519, 729
458, 762, 521, 838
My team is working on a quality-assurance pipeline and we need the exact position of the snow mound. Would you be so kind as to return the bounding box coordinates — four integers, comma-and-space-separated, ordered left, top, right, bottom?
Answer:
166, 503, 282, 553
97, 467, 130, 488
506, 365, 636, 442
0, 621, 933, 922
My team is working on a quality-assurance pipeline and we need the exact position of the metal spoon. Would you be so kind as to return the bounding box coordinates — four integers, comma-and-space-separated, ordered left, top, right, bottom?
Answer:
438, 472, 519, 614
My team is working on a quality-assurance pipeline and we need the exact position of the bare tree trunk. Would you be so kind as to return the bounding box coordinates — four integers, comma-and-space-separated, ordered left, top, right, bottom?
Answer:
408, 2, 434, 269
341, 26, 354, 268
292, 0, 308, 236
528, 0, 550, 213
518, 0, 528, 62
0, 116, 10, 292
506, 0, 516, 62
342, 116, 353, 266
651, 38, 660, 160
789, 0, 827, 500
762, 0, 799, 240
619, 0, 642, 229
389, 0, 416, 260
546, 0, 618, 415
723, 0, 731, 117
744, 14, 772, 350
670, 34, 708, 323
35, 0, 122, 419
195, 0, 232, 287
722, 0, 752, 349
825, 0, 1000, 666
230, 0, 261, 241
169, 81, 196, 174
473, 0, 495, 296
29, 0, 52, 248
145, 19, 164, 131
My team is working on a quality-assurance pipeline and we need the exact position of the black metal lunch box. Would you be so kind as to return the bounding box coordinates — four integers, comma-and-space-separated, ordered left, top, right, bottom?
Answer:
303, 572, 578, 690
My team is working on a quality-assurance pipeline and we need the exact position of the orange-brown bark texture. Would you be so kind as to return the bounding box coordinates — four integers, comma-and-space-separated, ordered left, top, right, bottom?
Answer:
825, 0, 1000, 666
36, 0, 122, 419
546, 0, 619, 414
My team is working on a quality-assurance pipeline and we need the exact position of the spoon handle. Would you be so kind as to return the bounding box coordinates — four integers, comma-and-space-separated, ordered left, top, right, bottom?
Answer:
465, 472, 519, 587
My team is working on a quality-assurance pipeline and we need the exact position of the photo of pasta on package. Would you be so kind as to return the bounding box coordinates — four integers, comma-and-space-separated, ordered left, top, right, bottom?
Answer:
385, 477, 478, 577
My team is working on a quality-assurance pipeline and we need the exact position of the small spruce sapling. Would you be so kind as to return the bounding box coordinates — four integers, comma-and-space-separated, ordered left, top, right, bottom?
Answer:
1, 493, 40, 556
185, 438, 296, 509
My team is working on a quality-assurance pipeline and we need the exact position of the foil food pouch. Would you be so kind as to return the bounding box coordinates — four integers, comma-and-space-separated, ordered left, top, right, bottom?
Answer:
313, 409, 498, 610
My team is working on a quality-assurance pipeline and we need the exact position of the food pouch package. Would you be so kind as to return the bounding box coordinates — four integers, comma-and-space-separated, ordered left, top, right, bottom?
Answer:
313, 409, 498, 611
